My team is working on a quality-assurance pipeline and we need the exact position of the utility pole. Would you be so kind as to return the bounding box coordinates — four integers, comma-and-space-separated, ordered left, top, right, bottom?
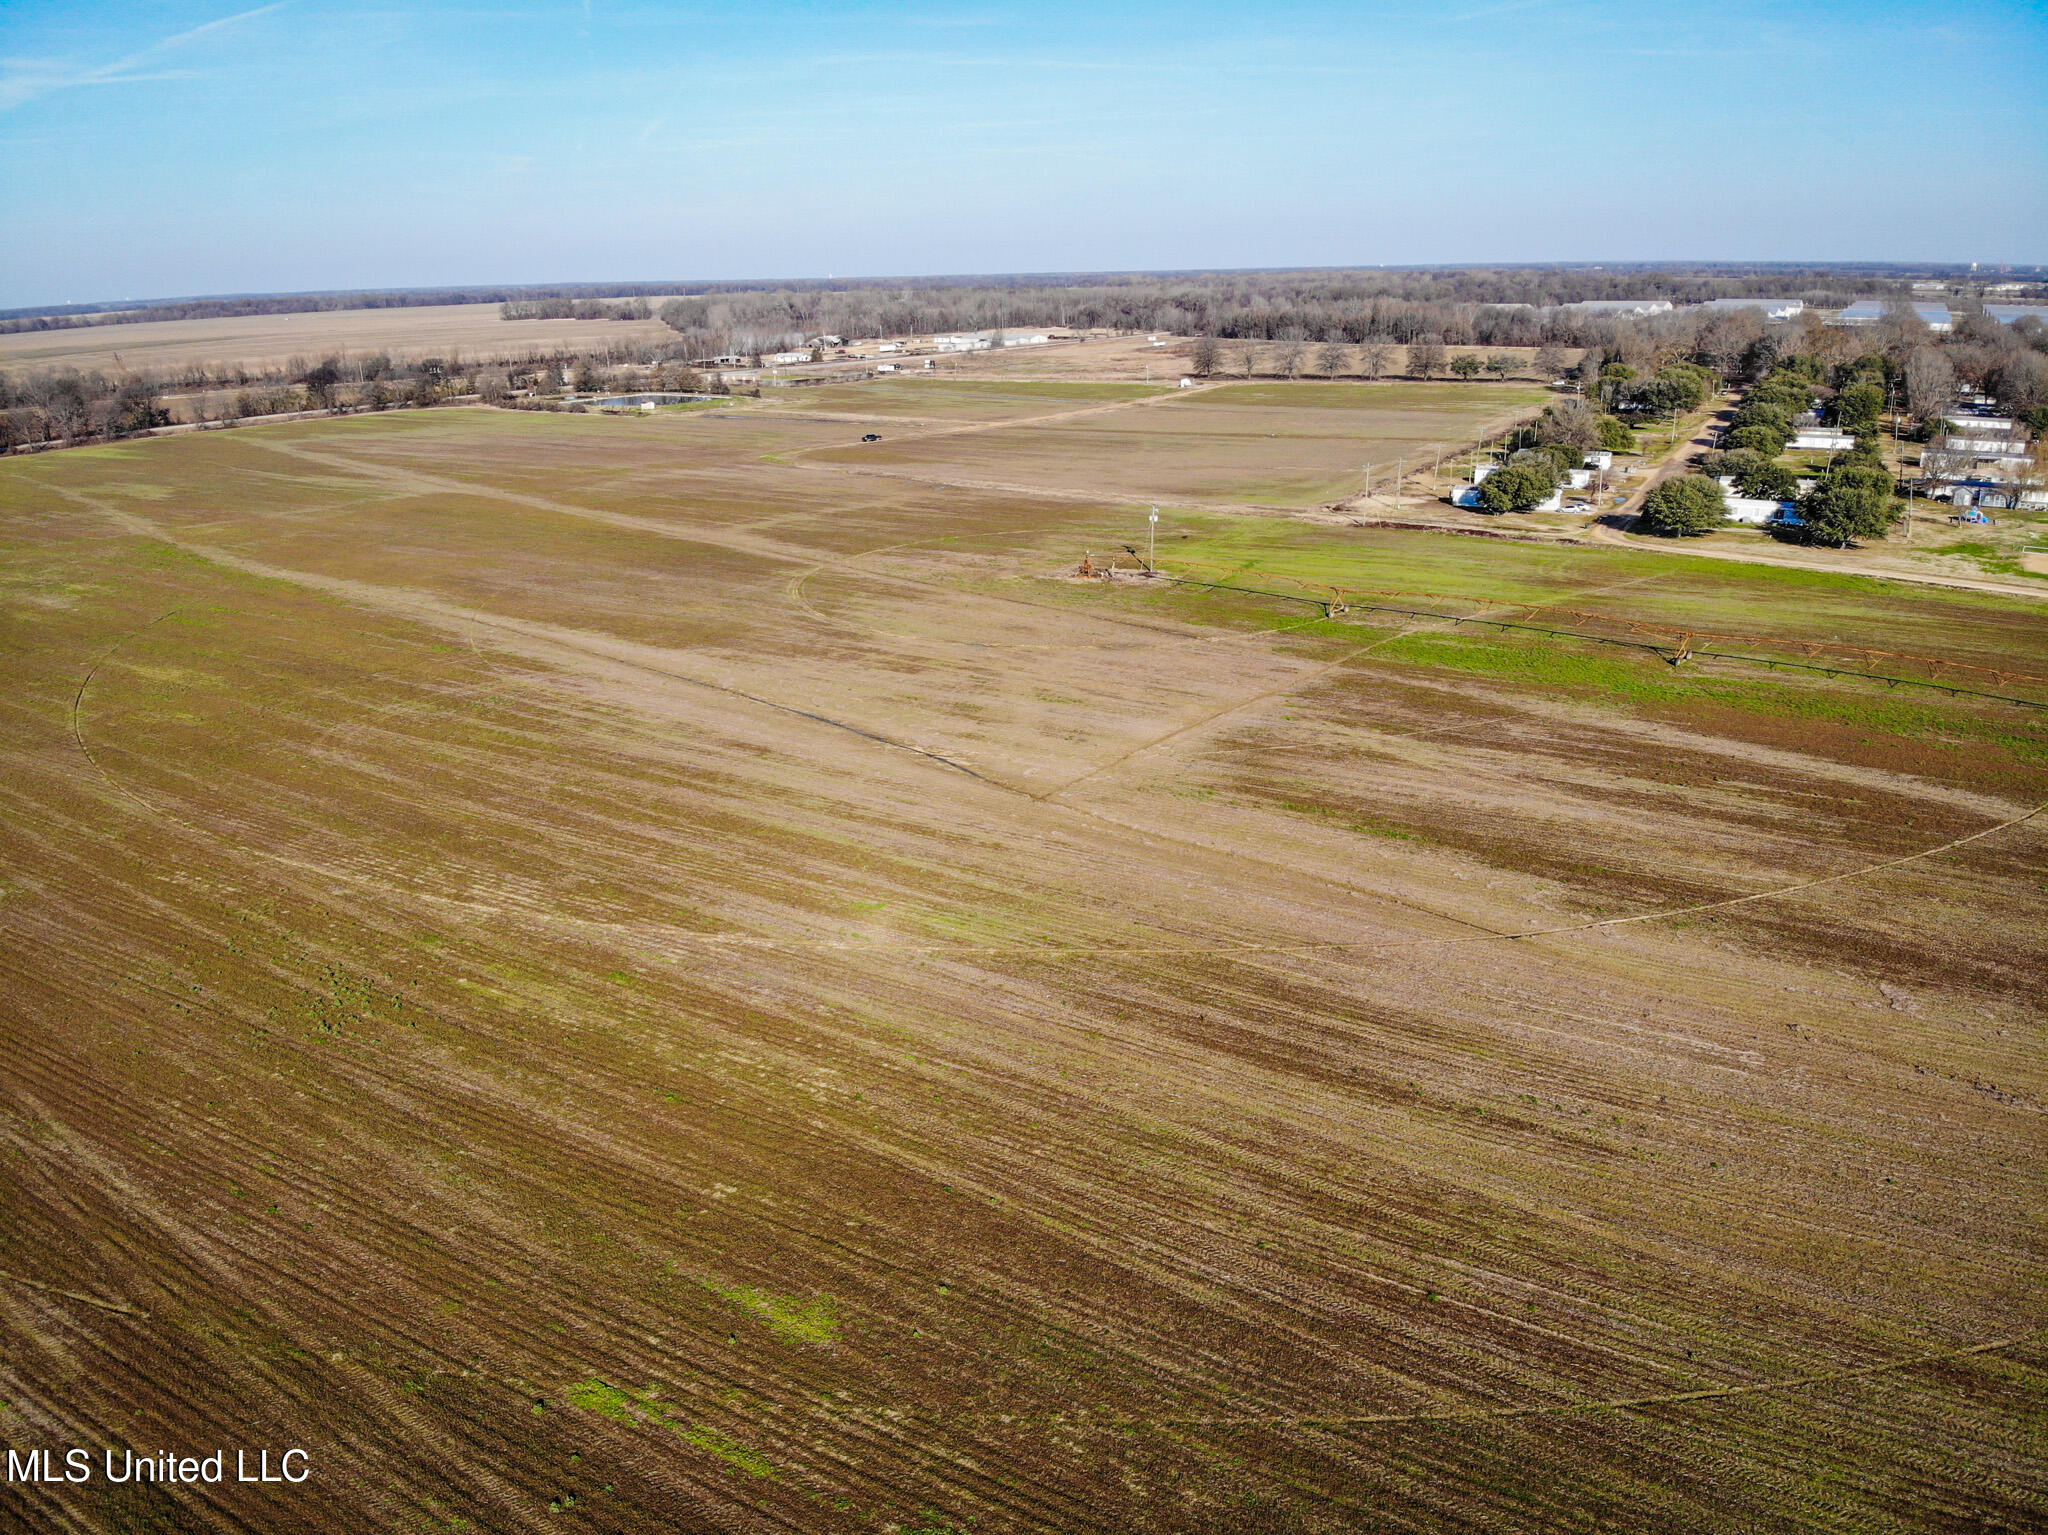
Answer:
1393, 456, 1404, 512
1148, 506, 1159, 570
1362, 461, 1373, 504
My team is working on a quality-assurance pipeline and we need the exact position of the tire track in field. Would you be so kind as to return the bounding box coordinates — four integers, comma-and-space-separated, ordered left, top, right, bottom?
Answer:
0, 1267, 150, 1318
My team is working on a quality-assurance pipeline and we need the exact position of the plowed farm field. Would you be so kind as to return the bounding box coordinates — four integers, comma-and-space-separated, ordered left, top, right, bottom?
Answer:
2, 393, 2044, 1534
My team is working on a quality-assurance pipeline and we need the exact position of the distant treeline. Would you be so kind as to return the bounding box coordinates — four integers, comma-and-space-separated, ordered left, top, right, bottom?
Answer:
644, 267, 2047, 359
8, 269, 2046, 455
7, 263, 2041, 337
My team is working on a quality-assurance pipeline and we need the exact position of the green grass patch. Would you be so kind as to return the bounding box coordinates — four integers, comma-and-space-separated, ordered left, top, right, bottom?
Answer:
712, 1284, 841, 1345
679, 1424, 775, 1477
1368, 629, 2047, 758
565, 1379, 638, 1423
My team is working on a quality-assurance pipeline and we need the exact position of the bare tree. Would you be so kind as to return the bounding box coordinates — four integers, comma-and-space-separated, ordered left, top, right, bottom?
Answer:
1904, 345, 1955, 424
1277, 339, 1307, 378
1533, 343, 1569, 380
1878, 299, 1932, 364
1532, 396, 1600, 449
1360, 338, 1395, 380
1191, 336, 1220, 376
1238, 344, 1259, 378
1317, 341, 1349, 377
1409, 334, 1446, 380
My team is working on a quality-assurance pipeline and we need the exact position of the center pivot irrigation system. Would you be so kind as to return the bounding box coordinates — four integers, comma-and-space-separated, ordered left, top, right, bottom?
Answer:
1070, 551, 2048, 710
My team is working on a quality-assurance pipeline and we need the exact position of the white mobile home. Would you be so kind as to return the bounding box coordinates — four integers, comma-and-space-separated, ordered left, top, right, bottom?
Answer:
1724, 497, 1794, 525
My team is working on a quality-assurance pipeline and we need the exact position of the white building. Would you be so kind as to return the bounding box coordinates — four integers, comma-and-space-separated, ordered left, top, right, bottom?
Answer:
1791, 427, 1857, 451
766, 350, 812, 367
1724, 497, 1794, 525
1178, 377, 1196, 388
875, 363, 898, 373
1583, 450, 1614, 471
932, 331, 1051, 352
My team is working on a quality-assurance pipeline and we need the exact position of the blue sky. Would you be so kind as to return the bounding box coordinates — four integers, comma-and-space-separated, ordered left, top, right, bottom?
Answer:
1, 0, 2043, 308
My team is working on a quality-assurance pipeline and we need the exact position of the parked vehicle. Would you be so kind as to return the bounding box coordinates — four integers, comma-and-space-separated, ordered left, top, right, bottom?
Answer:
861, 433, 882, 443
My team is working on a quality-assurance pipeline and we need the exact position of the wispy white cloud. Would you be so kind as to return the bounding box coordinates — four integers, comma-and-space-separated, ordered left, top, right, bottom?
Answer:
0, 2, 289, 113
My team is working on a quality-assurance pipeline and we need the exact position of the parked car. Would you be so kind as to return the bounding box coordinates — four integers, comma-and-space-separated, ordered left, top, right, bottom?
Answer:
861, 433, 882, 443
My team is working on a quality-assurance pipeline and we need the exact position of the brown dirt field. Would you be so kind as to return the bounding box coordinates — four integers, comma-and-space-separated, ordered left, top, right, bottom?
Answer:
1, 403, 2043, 1533
0, 301, 689, 377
